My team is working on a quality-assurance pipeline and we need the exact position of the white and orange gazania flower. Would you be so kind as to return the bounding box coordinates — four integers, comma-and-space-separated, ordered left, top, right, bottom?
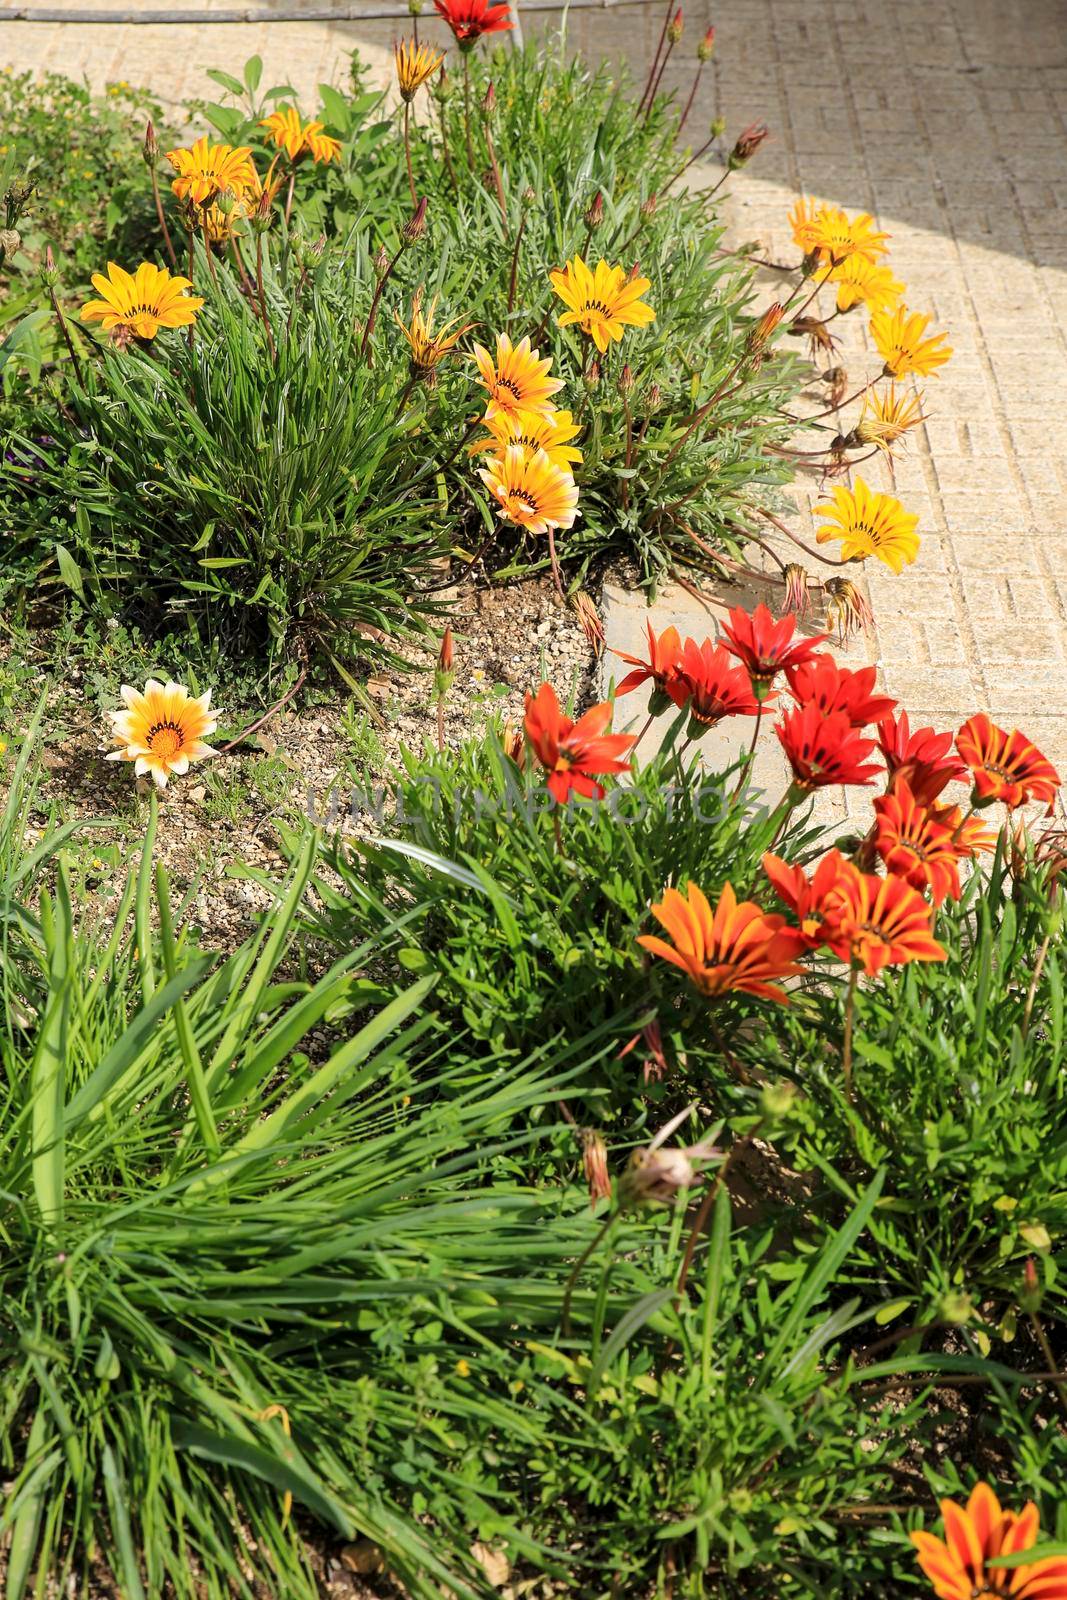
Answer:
471, 332, 563, 422
479, 444, 579, 536
470, 407, 583, 472
106, 679, 219, 789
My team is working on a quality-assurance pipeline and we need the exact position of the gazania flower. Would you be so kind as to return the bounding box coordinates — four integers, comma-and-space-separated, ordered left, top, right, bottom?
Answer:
786, 655, 896, 727
471, 408, 583, 472
637, 880, 807, 1004
472, 332, 563, 422
393, 38, 444, 100
855, 384, 926, 455
259, 107, 341, 165
807, 204, 889, 265
106, 679, 219, 789
479, 445, 578, 536
931, 801, 996, 856
777, 704, 881, 791
549, 255, 655, 354
611, 621, 689, 713
870, 305, 952, 378
433, 0, 513, 46
819, 857, 946, 975
911, 1481, 1067, 1600
824, 252, 904, 312
166, 136, 256, 204
395, 288, 472, 378
762, 848, 849, 945
956, 714, 1061, 811
877, 711, 967, 804
523, 682, 634, 803
873, 778, 970, 905
678, 638, 760, 729
80, 261, 204, 341
814, 477, 920, 572
789, 196, 824, 255
720, 602, 827, 701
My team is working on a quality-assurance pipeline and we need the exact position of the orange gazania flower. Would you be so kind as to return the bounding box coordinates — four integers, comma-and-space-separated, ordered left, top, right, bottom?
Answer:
789, 196, 824, 255
106, 679, 219, 789
395, 289, 472, 378
776, 704, 881, 791
786, 655, 896, 727
393, 38, 445, 101
523, 682, 634, 803
877, 711, 967, 804
824, 252, 904, 313
806, 204, 889, 265
956, 715, 1061, 811
814, 478, 920, 572
873, 778, 970, 905
479, 445, 578, 536
166, 136, 257, 204
855, 384, 927, 456
870, 305, 952, 378
762, 848, 849, 946
637, 880, 807, 1003
549, 255, 655, 354
80, 261, 204, 341
471, 408, 583, 472
611, 621, 689, 713
719, 602, 827, 701
819, 857, 946, 975
260, 107, 341, 165
677, 638, 760, 729
911, 1481, 1067, 1600
433, 0, 513, 47
472, 332, 563, 422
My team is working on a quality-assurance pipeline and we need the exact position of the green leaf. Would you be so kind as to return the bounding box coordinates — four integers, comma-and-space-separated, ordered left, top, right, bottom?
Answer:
53, 542, 85, 600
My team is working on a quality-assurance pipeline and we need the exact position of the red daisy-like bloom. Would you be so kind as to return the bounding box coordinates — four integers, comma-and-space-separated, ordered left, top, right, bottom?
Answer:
720, 602, 827, 701
818, 856, 946, 975
678, 637, 761, 729
637, 879, 808, 1004
786, 655, 896, 728
523, 682, 635, 804
762, 848, 849, 945
873, 778, 971, 905
877, 710, 967, 805
434, 0, 512, 45
776, 704, 881, 791
956, 714, 1061, 812
611, 622, 689, 713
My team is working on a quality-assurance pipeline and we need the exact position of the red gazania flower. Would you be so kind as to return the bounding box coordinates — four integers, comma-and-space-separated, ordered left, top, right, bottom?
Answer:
956, 714, 1061, 812
873, 778, 970, 905
818, 857, 946, 975
720, 602, 827, 701
523, 682, 635, 804
611, 622, 689, 714
911, 1481, 1067, 1600
786, 655, 896, 728
776, 704, 881, 791
931, 801, 997, 857
434, 0, 513, 45
877, 710, 967, 804
762, 848, 850, 945
678, 637, 760, 729
637, 880, 807, 1003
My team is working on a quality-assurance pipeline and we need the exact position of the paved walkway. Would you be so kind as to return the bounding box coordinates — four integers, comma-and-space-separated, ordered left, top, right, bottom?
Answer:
3, 0, 1067, 797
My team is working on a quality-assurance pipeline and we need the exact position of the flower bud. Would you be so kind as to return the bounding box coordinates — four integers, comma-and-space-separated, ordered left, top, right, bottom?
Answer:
481, 81, 496, 117
438, 624, 454, 672
584, 360, 601, 391
667, 8, 683, 43
408, 0, 424, 12
728, 120, 770, 169
709, 115, 726, 139
747, 301, 784, 357
937, 1290, 973, 1326
584, 190, 604, 231
628, 260, 642, 281
640, 192, 658, 222
249, 188, 274, 234
0, 228, 21, 259
215, 188, 237, 218
759, 1079, 800, 1128
581, 1129, 611, 1210
41, 245, 60, 288
143, 118, 159, 166
522, 186, 536, 205
697, 24, 715, 60
618, 363, 635, 396
434, 66, 453, 102
1020, 1257, 1043, 1314
402, 196, 428, 243
373, 244, 390, 279
645, 380, 662, 411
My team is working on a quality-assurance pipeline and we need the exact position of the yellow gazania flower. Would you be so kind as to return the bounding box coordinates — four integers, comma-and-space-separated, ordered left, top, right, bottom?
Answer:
80, 261, 205, 340
166, 135, 257, 204
855, 384, 926, 455
395, 289, 472, 377
479, 444, 579, 536
472, 332, 563, 422
814, 477, 920, 573
788, 196, 824, 254
806, 205, 889, 265
471, 408, 583, 472
549, 255, 655, 354
105, 679, 219, 789
825, 253, 904, 313
870, 305, 952, 378
394, 38, 444, 101
260, 106, 341, 165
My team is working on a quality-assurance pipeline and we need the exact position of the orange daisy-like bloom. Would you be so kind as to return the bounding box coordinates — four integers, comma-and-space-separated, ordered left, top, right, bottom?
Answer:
393, 38, 445, 101
549, 255, 655, 354
824, 252, 904, 313
472, 332, 563, 422
818, 856, 946, 975
611, 621, 689, 713
931, 801, 997, 856
719, 602, 827, 702
677, 638, 760, 729
166, 135, 257, 205
471, 408, 583, 473
260, 106, 341, 165
788, 196, 824, 255
106, 679, 219, 789
762, 848, 849, 946
637, 880, 807, 1004
870, 305, 952, 378
956, 714, 1061, 811
786, 655, 896, 727
877, 710, 967, 804
873, 778, 971, 905
523, 682, 634, 803
395, 289, 472, 378
80, 260, 204, 341
776, 704, 881, 791
478, 445, 578, 537
814, 477, 920, 572
855, 384, 927, 456
806, 204, 890, 265
911, 1482, 1067, 1600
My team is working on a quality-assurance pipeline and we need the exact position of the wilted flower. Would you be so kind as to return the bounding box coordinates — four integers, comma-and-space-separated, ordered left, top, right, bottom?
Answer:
728, 120, 769, 169
824, 576, 873, 643
584, 190, 604, 231
617, 1105, 721, 1207
580, 1129, 611, 1209
572, 591, 605, 655
395, 287, 472, 380
393, 38, 444, 101
782, 563, 810, 616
